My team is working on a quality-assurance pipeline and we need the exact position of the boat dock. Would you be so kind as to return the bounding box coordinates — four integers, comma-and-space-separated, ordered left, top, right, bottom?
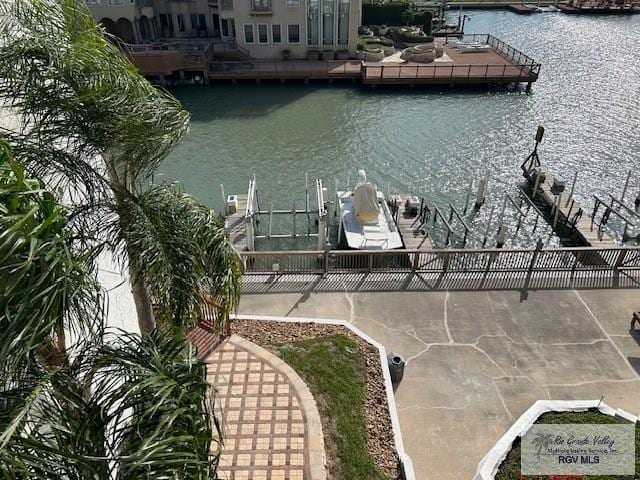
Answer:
226, 194, 249, 251
394, 196, 434, 250
208, 34, 540, 89
536, 175, 617, 247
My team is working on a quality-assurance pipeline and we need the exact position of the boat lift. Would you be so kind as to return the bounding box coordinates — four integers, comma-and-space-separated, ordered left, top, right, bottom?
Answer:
244, 175, 327, 251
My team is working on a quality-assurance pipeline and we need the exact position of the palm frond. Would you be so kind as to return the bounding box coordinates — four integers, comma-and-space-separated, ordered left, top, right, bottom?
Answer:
112, 184, 243, 334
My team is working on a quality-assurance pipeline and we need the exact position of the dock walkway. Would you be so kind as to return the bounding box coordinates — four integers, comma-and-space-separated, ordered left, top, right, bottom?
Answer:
226, 194, 249, 251
537, 176, 616, 247
395, 195, 434, 251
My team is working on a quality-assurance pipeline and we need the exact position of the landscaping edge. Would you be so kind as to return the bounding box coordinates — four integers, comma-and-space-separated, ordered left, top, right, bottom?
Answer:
230, 313, 417, 480
473, 399, 639, 480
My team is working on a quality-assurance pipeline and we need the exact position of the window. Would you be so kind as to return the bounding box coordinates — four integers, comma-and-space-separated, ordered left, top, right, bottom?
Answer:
257, 24, 268, 44
287, 24, 300, 43
159, 13, 174, 33
322, 0, 335, 45
251, 0, 271, 11
190, 14, 198, 29
271, 24, 281, 43
177, 14, 185, 32
198, 14, 207, 31
108, 0, 124, 5
86, 0, 102, 4
243, 24, 254, 44
337, 0, 349, 45
287, 0, 300, 6
221, 18, 230, 37
307, 0, 319, 45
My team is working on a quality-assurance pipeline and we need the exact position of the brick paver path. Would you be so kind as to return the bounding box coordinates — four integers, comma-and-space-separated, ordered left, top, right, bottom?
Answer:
206, 335, 325, 480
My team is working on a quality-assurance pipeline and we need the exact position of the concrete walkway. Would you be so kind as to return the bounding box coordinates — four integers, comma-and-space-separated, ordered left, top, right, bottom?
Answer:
206, 335, 325, 480
238, 274, 640, 480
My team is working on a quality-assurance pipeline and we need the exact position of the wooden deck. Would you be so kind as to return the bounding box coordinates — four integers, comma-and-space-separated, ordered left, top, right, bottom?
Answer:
207, 34, 540, 87
363, 41, 539, 86
395, 196, 434, 250
226, 194, 249, 251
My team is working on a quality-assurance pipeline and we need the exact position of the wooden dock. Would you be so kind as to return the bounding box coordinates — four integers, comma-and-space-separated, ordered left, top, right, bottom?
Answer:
226, 194, 249, 251
508, 3, 535, 13
395, 195, 434, 250
537, 176, 616, 247
207, 34, 540, 88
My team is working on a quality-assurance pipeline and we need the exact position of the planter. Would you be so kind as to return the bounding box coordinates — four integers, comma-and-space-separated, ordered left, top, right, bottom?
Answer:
382, 46, 395, 57
435, 43, 444, 58
400, 47, 435, 63
475, 400, 638, 480
414, 42, 435, 52
363, 48, 384, 62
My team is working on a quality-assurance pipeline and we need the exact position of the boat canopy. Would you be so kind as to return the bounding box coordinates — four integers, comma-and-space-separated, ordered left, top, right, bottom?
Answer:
354, 183, 379, 224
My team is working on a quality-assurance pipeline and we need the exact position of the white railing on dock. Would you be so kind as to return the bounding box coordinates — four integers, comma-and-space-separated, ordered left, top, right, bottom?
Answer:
239, 246, 640, 275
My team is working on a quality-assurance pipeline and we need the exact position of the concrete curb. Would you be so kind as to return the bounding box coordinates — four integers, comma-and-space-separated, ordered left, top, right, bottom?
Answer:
230, 313, 417, 480
474, 399, 639, 479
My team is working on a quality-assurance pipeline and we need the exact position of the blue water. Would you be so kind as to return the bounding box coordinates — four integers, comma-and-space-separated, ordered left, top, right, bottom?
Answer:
158, 10, 640, 248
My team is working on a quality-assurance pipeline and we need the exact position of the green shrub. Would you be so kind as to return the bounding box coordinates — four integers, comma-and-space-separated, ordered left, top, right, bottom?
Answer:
362, 4, 432, 34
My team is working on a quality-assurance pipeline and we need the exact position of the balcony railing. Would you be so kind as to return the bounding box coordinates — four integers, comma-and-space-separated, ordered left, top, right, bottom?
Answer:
251, 0, 272, 12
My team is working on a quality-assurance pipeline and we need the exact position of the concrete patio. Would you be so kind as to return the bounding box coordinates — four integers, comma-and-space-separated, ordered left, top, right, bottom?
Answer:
237, 273, 640, 479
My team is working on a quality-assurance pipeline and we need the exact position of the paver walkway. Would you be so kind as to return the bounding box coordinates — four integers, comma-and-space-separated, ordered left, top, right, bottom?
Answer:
205, 335, 325, 480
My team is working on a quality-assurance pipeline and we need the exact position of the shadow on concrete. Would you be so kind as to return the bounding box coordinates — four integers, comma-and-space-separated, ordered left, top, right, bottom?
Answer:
242, 270, 640, 295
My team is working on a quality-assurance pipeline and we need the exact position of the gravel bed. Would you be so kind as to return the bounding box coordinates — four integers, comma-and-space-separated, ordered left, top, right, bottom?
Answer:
231, 319, 400, 479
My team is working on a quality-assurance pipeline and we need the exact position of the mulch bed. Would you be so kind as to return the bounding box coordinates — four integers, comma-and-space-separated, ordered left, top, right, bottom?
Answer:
231, 319, 401, 479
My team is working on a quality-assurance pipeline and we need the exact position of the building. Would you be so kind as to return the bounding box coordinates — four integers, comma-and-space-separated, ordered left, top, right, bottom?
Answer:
87, 0, 362, 68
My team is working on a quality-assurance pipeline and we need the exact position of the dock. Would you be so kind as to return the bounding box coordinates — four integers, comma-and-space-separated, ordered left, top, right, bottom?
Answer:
395, 195, 434, 250
556, 3, 640, 13
508, 4, 535, 13
208, 34, 540, 89
537, 176, 616, 247
226, 194, 249, 251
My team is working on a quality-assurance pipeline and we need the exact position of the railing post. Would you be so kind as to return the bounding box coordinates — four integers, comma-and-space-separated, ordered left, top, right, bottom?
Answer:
368, 252, 373, 272
614, 249, 627, 270
323, 249, 330, 276
412, 251, 420, 271
442, 251, 450, 273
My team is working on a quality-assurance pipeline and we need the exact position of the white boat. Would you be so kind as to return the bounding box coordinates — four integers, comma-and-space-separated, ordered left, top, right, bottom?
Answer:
458, 44, 491, 53
337, 170, 403, 250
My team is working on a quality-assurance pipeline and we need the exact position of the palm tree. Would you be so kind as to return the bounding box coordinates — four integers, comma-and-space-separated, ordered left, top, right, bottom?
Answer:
1, 143, 221, 478
0, 0, 242, 335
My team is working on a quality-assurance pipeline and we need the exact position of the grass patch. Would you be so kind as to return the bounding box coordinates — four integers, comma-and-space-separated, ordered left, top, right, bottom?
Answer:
271, 334, 391, 480
496, 410, 640, 480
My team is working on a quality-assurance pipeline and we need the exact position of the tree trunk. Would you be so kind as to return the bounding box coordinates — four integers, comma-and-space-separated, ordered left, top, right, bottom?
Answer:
103, 152, 156, 335
130, 263, 156, 334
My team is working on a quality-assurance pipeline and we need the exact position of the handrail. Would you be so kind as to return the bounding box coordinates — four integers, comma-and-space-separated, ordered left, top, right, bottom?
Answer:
238, 246, 640, 275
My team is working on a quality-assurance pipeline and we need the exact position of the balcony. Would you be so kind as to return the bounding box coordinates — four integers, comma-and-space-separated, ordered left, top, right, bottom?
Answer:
220, 0, 233, 10
250, 0, 272, 14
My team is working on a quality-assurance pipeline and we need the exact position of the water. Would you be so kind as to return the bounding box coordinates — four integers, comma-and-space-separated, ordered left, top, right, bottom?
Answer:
158, 11, 640, 248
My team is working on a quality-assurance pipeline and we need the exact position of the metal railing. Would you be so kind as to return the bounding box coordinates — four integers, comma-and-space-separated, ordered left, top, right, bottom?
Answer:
239, 246, 640, 275
363, 34, 540, 82
208, 60, 362, 77
251, 0, 272, 11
